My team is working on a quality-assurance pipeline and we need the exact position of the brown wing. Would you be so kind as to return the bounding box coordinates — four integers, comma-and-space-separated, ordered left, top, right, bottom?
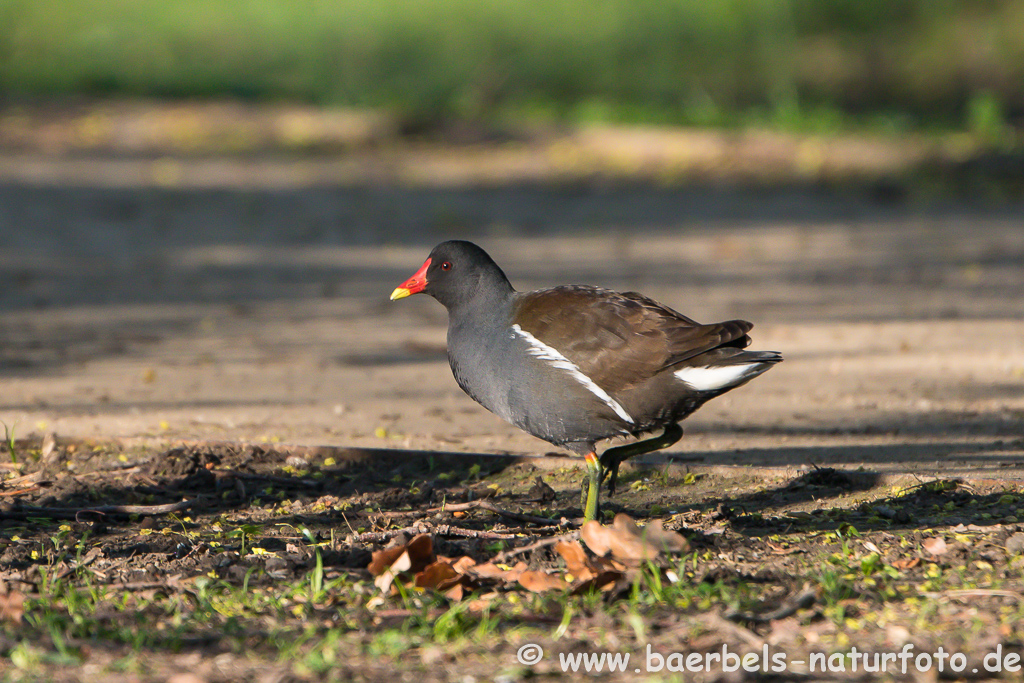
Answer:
512, 286, 751, 393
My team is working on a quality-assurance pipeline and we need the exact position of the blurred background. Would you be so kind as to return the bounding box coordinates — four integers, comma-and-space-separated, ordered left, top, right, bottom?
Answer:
3, 0, 1024, 137
0, 0, 1021, 455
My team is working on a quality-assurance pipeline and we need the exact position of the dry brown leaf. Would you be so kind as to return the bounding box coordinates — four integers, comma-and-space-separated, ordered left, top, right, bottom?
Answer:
0, 591, 25, 625
368, 534, 435, 576
767, 541, 803, 555
468, 560, 527, 583
554, 540, 596, 581
570, 570, 624, 595
368, 546, 406, 577
892, 557, 921, 570
467, 562, 505, 579
415, 561, 460, 589
641, 518, 690, 553
518, 570, 567, 593
402, 534, 436, 570
370, 534, 436, 592
580, 521, 613, 557
466, 591, 499, 612
922, 537, 948, 557
580, 513, 689, 564
593, 555, 628, 573
373, 550, 412, 592
451, 556, 477, 574
506, 561, 528, 579
443, 583, 464, 601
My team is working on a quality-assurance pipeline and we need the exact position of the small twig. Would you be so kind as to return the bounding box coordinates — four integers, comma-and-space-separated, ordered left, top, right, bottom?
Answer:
0, 486, 44, 498
491, 525, 564, 536
2, 471, 46, 487
431, 524, 521, 540
2, 499, 194, 520
348, 527, 420, 544
492, 530, 581, 564
340, 512, 357, 537
348, 523, 522, 544
429, 500, 564, 526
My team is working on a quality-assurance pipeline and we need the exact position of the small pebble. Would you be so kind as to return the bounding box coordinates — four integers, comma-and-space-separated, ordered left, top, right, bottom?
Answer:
1005, 532, 1024, 555
873, 505, 896, 519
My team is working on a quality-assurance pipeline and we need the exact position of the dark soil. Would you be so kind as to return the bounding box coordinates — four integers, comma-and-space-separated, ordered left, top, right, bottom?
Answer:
2, 435, 1024, 682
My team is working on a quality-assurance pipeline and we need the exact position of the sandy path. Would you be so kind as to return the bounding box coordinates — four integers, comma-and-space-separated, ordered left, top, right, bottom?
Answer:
0, 175, 1021, 480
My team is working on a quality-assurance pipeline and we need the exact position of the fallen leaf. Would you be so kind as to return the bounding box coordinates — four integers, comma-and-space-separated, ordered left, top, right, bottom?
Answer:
451, 555, 477, 574
554, 540, 596, 581
370, 534, 436, 592
466, 592, 499, 612
415, 561, 460, 589
468, 560, 527, 583
580, 513, 689, 564
518, 570, 567, 592
892, 557, 921, 570
373, 550, 412, 592
368, 534, 435, 576
766, 541, 803, 555
368, 546, 407, 577
443, 583, 464, 601
0, 591, 25, 624
641, 518, 690, 554
922, 537, 948, 557
570, 570, 624, 595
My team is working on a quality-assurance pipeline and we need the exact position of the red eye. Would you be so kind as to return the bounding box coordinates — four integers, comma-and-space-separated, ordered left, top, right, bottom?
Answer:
441, 261, 452, 271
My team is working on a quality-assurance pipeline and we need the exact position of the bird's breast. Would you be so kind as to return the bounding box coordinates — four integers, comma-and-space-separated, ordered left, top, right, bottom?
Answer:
446, 324, 517, 423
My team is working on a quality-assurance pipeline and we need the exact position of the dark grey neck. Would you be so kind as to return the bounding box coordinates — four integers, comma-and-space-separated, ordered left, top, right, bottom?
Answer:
445, 278, 516, 325
434, 265, 516, 320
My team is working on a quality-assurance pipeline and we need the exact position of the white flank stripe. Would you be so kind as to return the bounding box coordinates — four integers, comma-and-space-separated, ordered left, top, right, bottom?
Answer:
512, 324, 634, 424
674, 364, 759, 391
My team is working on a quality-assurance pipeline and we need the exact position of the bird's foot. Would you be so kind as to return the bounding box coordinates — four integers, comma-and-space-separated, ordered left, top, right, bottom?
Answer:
599, 423, 683, 497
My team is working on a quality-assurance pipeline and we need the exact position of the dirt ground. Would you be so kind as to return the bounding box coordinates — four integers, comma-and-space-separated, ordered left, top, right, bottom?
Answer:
0, 104, 1023, 681
1, 182, 1021, 478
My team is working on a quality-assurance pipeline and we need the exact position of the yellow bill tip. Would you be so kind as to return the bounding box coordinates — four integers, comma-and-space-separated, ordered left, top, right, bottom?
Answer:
390, 287, 412, 301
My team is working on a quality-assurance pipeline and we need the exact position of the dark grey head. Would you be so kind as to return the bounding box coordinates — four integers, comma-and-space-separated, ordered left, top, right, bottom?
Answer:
390, 240, 514, 310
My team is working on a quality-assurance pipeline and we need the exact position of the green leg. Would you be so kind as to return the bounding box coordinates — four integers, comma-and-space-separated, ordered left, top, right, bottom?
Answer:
581, 451, 601, 522
600, 423, 684, 497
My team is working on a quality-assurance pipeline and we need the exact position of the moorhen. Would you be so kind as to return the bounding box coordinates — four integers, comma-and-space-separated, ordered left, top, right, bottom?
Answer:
391, 240, 781, 521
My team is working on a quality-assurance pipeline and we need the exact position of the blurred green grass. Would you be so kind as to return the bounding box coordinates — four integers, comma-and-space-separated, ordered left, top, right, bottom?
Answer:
1, 0, 1022, 137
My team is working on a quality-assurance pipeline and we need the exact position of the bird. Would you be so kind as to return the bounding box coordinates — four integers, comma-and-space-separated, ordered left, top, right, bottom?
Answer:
390, 240, 781, 521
